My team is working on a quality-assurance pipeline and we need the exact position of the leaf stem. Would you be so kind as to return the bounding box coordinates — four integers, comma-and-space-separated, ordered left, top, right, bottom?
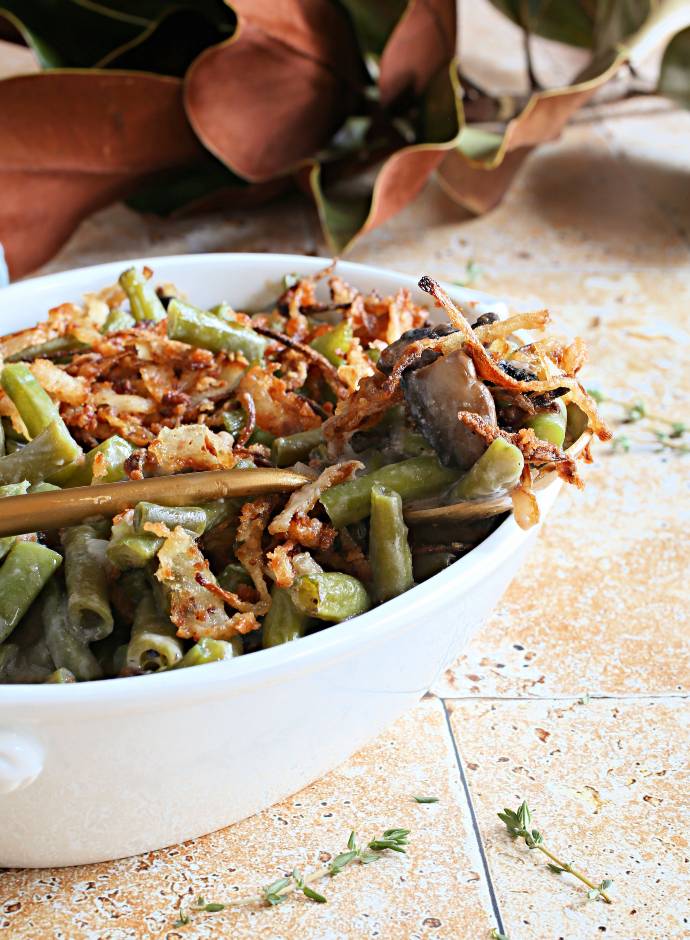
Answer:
534, 844, 612, 903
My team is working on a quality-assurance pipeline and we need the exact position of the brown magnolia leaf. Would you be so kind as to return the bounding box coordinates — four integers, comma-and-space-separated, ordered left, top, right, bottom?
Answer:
0, 71, 203, 278
379, 0, 456, 108
184, 0, 366, 182
440, 0, 690, 213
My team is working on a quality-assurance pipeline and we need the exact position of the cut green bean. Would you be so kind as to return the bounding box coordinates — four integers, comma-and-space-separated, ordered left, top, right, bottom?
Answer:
448, 438, 524, 502
271, 427, 323, 467
201, 497, 242, 531
175, 636, 242, 668
320, 457, 461, 528
565, 401, 589, 446
101, 307, 135, 334
310, 320, 353, 366
262, 585, 310, 648
63, 521, 113, 642
167, 298, 267, 361
126, 589, 183, 672
42, 579, 102, 681
46, 667, 77, 683
221, 410, 275, 447
0, 481, 30, 562
525, 398, 567, 447
119, 267, 166, 322
107, 513, 163, 570
134, 501, 208, 537
290, 572, 371, 622
1, 362, 60, 437
6, 336, 87, 362
29, 481, 60, 493
369, 484, 414, 603
218, 562, 251, 593
50, 434, 133, 487
0, 420, 81, 486
0, 541, 62, 643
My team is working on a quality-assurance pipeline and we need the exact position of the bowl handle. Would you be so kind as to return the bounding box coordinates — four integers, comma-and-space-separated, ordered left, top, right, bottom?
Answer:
0, 730, 43, 794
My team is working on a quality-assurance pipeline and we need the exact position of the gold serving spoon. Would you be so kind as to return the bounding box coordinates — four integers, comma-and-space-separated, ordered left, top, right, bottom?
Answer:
404, 430, 592, 525
0, 468, 311, 538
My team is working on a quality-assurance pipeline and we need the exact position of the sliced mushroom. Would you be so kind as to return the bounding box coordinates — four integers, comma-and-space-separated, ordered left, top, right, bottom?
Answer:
377, 324, 456, 376
402, 348, 497, 469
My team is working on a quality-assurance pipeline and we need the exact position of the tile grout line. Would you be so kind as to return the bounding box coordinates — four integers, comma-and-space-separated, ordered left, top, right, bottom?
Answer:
438, 692, 689, 702
440, 698, 507, 938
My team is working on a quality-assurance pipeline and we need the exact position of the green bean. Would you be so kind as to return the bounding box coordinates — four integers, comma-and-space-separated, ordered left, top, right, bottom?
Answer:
310, 320, 353, 366
320, 457, 461, 528
201, 497, 242, 530
525, 398, 567, 447
271, 427, 323, 467
366, 347, 381, 363
167, 299, 267, 361
290, 572, 371, 622
6, 336, 87, 363
0, 642, 52, 683
119, 267, 166, 323
42, 579, 102, 681
413, 551, 457, 582
50, 434, 133, 487
101, 307, 135, 334
0, 541, 62, 644
126, 589, 183, 672
4, 439, 24, 455
134, 501, 207, 537
29, 481, 60, 493
62, 522, 113, 642
107, 513, 163, 570
218, 562, 251, 593
45, 667, 76, 683
368, 484, 414, 604
262, 585, 309, 648
209, 302, 237, 323
448, 438, 524, 501
1, 362, 60, 437
0, 481, 30, 562
221, 410, 275, 447
175, 636, 242, 668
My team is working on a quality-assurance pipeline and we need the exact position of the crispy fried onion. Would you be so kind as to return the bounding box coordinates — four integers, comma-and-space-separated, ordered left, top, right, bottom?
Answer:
418, 276, 611, 441
237, 365, 321, 437
269, 460, 362, 536
155, 525, 258, 640
252, 325, 348, 399
511, 462, 540, 530
473, 309, 550, 343
30, 359, 88, 405
145, 425, 236, 474
266, 539, 298, 588
234, 496, 278, 616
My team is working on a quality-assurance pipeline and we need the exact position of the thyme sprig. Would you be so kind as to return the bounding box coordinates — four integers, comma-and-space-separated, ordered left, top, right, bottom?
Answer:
587, 389, 688, 454
498, 802, 612, 904
172, 827, 410, 926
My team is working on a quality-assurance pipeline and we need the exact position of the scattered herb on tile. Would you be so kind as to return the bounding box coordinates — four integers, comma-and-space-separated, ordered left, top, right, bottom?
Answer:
413, 795, 439, 803
172, 827, 410, 925
498, 801, 612, 904
490, 929, 510, 940
453, 259, 482, 287
577, 693, 591, 705
586, 389, 688, 454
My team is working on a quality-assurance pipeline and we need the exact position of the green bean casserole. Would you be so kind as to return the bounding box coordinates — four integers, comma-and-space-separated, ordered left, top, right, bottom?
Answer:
0, 265, 610, 683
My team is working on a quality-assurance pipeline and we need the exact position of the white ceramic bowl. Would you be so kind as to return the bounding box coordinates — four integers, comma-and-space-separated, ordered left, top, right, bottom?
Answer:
0, 254, 560, 868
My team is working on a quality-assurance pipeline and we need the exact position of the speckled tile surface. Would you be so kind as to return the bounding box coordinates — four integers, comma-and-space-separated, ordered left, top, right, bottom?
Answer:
1, 699, 499, 940
3, 35, 690, 940
448, 697, 690, 940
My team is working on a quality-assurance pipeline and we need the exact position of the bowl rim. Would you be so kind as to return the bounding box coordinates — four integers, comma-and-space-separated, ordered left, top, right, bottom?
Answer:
0, 252, 559, 708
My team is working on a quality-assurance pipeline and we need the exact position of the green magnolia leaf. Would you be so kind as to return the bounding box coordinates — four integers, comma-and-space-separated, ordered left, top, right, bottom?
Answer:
98, 5, 235, 75
126, 156, 243, 215
659, 25, 690, 106
488, 0, 595, 48
0, 0, 151, 68
339, 0, 407, 57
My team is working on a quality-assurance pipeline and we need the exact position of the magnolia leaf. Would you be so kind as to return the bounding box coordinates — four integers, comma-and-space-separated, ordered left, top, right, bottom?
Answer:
379, 0, 457, 108
488, 0, 596, 48
98, 6, 235, 76
0, 0, 150, 68
339, 0, 407, 58
0, 71, 203, 277
306, 63, 462, 253
659, 26, 690, 106
184, 0, 366, 182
